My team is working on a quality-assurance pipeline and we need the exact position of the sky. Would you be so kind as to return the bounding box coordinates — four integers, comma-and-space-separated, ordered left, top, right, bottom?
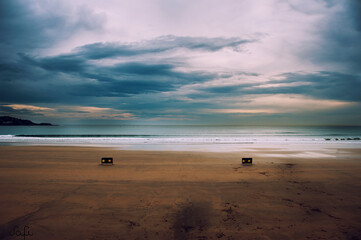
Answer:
0, 0, 360, 125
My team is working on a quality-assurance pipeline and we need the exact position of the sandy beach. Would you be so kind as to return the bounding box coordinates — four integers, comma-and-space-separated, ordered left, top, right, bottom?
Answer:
0, 146, 360, 240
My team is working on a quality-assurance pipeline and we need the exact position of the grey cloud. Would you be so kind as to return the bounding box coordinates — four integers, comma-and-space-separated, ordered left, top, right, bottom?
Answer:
306, 0, 361, 73
202, 83, 254, 94
0, 0, 105, 59
75, 35, 256, 59
271, 71, 361, 101
0, 0, 256, 111
111, 62, 174, 75
147, 35, 254, 51
347, 0, 361, 31
287, 0, 337, 14
198, 71, 361, 102
0, 50, 216, 103
69, 65, 214, 97
1, 0, 359, 124
37, 55, 86, 73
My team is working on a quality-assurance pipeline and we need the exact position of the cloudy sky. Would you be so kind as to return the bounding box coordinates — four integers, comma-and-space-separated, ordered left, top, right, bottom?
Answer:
0, 0, 360, 125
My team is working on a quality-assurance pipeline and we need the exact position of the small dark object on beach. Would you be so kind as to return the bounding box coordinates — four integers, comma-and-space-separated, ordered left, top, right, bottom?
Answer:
325, 138, 331, 141
101, 157, 113, 165
242, 158, 252, 165
284, 163, 296, 168
310, 208, 321, 212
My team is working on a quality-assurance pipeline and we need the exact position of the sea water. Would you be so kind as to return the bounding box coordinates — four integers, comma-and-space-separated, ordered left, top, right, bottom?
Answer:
0, 125, 360, 151
0, 125, 361, 151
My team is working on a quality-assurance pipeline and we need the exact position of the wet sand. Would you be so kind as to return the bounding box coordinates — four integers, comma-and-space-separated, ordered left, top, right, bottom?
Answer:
0, 146, 360, 239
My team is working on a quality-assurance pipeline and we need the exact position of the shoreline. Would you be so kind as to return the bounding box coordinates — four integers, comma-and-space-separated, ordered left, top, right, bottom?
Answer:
1, 141, 361, 155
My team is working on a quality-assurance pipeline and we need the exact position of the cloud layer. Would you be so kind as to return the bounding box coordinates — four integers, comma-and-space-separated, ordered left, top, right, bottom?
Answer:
0, 0, 360, 125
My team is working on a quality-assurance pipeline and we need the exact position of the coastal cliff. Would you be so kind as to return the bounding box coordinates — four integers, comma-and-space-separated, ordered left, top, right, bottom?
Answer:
0, 116, 54, 126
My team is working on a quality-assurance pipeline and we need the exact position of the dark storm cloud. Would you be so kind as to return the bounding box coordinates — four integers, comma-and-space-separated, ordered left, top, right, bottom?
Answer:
68, 79, 173, 97
18, 52, 88, 74
69, 65, 214, 96
199, 71, 361, 102
1, 0, 359, 124
0, 0, 53, 52
0, 78, 69, 103
75, 35, 255, 59
36, 55, 87, 73
307, 0, 361, 73
347, 0, 361, 31
0, 0, 108, 104
0, 0, 255, 111
0, 50, 216, 103
111, 62, 174, 75
0, 0, 105, 59
270, 72, 361, 101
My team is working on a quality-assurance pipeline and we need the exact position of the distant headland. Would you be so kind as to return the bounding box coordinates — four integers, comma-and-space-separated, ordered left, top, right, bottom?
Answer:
0, 116, 55, 126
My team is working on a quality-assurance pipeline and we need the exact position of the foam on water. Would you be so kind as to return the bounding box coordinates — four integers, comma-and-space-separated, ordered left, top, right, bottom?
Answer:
0, 125, 360, 151
1, 134, 361, 145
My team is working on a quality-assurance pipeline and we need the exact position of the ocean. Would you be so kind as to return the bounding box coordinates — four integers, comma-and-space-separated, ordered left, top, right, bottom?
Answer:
1, 125, 361, 151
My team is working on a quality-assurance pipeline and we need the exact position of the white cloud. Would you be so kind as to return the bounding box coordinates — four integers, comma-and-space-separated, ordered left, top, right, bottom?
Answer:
5, 104, 54, 112
205, 94, 354, 114
40, 0, 336, 77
